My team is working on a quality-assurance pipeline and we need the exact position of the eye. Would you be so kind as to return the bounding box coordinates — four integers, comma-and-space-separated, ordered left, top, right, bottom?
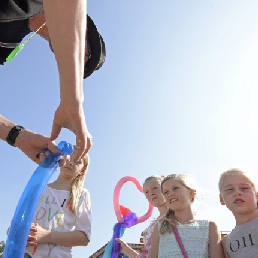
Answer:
173, 187, 179, 190
145, 190, 149, 194
163, 191, 168, 195
153, 187, 157, 190
225, 188, 233, 192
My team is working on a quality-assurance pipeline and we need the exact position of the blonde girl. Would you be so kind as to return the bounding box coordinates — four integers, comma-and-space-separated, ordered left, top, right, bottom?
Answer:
116, 175, 167, 258
25, 147, 91, 258
149, 174, 223, 258
219, 168, 258, 258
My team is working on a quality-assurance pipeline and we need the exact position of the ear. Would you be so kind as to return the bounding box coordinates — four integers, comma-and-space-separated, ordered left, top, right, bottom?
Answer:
190, 189, 196, 201
219, 194, 225, 205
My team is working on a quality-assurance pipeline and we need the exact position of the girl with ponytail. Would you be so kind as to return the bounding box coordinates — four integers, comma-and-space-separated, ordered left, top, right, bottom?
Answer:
24, 147, 91, 258
149, 174, 223, 258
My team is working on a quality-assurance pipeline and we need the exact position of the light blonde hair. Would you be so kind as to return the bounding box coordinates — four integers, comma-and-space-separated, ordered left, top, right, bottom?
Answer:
219, 168, 258, 192
69, 151, 90, 214
143, 175, 164, 185
159, 174, 197, 234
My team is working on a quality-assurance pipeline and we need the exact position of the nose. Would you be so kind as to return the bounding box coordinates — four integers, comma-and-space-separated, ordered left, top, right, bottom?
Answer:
235, 189, 242, 196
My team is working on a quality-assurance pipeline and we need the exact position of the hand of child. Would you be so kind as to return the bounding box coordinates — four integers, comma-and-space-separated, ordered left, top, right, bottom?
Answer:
26, 223, 38, 246
115, 238, 138, 258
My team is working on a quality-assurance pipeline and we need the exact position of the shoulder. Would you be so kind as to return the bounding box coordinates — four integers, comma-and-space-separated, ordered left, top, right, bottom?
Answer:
79, 188, 91, 210
209, 221, 218, 228
81, 188, 90, 196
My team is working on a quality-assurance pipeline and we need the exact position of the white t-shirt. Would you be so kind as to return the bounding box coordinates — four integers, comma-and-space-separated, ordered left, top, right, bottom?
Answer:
26, 186, 91, 258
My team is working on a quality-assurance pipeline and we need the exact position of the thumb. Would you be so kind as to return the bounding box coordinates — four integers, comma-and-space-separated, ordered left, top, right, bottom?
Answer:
50, 123, 62, 141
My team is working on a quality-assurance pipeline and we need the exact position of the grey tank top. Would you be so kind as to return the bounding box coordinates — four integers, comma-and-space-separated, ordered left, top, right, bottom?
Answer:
227, 218, 258, 257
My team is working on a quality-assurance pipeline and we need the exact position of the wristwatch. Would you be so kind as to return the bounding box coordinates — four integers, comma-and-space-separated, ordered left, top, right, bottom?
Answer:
6, 125, 24, 147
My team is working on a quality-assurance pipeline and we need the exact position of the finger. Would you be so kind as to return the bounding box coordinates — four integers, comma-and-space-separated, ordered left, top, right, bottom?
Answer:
74, 137, 86, 162
115, 238, 125, 245
46, 140, 63, 155
27, 240, 37, 247
74, 134, 92, 162
50, 123, 62, 141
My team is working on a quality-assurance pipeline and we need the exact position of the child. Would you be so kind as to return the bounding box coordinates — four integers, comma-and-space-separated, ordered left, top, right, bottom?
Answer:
149, 174, 223, 258
116, 175, 167, 258
219, 168, 258, 257
24, 147, 91, 258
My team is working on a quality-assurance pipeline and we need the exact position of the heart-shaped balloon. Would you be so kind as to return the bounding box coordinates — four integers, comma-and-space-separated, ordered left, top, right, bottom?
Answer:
113, 176, 154, 224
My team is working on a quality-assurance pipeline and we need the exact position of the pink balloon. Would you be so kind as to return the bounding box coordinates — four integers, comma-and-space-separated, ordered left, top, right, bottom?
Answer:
113, 176, 154, 224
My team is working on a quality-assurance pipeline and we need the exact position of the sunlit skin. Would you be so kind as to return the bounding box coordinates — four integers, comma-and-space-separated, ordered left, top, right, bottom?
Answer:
28, 13, 90, 67
220, 174, 258, 226
162, 178, 196, 223
143, 179, 166, 210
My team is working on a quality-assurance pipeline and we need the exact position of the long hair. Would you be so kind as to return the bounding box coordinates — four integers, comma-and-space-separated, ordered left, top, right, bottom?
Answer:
69, 153, 90, 214
159, 174, 197, 234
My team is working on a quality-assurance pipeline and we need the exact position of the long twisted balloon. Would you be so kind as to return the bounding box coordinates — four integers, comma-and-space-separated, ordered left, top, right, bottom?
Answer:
4, 141, 73, 258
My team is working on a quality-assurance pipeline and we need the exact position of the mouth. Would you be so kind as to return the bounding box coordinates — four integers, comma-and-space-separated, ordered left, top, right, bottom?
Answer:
234, 198, 245, 204
151, 197, 157, 201
169, 198, 178, 204
63, 166, 72, 171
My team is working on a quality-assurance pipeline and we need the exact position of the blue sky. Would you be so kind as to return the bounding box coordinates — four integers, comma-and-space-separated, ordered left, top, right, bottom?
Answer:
1, 0, 258, 257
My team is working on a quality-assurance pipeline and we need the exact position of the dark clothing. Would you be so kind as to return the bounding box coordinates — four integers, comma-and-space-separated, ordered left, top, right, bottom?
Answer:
0, 20, 31, 64
0, 0, 43, 64
0, 0, 43, 21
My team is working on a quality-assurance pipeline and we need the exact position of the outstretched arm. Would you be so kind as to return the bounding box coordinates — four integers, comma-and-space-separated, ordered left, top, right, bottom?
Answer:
115, 238, 138, 258
0, 115, 61, 164
43, 0, 92, 161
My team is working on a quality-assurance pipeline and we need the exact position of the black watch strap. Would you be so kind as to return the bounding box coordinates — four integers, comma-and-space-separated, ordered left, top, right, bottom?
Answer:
6, 125, 24, 147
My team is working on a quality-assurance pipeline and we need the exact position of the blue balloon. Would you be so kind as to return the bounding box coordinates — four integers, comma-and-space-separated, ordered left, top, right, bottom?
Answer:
4, 141, 73, 258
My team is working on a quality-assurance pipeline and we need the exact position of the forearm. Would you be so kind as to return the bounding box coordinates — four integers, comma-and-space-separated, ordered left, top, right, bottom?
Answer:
0, 115, 16, 141
43, 0, 86, 104
39, 230, 89, 247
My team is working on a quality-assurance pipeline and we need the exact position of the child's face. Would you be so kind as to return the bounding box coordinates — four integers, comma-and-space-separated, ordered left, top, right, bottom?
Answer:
220, 174, 258, 216
162, 178, 195, 211
143, 179, 165, 207
60, 149, 85, 179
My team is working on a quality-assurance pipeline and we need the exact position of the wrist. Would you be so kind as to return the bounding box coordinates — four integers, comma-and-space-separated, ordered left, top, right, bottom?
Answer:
37, 229, 51, 245
6, 125, 24, 147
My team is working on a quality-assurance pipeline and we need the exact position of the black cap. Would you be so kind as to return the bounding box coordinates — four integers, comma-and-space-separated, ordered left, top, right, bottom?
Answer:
84, 15, 106, 79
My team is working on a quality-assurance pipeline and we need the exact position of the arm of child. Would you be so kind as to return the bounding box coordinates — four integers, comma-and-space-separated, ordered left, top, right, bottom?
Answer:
32, 225, 89, 246
208, 221, 224, 258
221, 235, 230, 258
148, 224, 159, 258
115, 238, 138, 258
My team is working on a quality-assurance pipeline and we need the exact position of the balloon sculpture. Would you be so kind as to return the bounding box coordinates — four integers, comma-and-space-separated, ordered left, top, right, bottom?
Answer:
103, 176, 154, 258
4, 141, 73, 258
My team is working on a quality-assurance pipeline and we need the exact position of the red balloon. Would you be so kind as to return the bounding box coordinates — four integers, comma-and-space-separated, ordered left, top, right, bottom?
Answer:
120, 205, 131, 217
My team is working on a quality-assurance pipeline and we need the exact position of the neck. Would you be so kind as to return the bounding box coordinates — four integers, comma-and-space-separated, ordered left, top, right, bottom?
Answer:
49, 176, 74, 191
234, 209, 258, 226
157, 202, 167, 216
174, 206, 195, 224
28, 13, 50, 41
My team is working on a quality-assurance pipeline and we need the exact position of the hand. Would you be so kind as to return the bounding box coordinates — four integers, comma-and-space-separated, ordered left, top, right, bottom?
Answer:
27, 223, 50, 246
15, 129, 63, 164
115, 238, 138, 258
50, 102, 92, 162
26, 223, 38, 247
